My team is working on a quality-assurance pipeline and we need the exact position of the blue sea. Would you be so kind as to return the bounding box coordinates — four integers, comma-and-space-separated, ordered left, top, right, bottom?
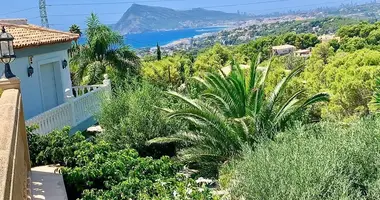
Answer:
78, 27, 225, 49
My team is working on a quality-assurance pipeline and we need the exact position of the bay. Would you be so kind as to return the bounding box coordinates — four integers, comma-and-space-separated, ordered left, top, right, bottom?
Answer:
78, 27, 225, 49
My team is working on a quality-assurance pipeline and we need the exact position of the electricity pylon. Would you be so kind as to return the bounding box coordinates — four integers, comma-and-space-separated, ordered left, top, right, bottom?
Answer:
39, 0, 49, 28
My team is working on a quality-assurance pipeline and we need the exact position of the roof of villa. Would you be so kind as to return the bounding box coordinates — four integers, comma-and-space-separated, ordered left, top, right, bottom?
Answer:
272, 44, 296, 50
0, 19, 79, 49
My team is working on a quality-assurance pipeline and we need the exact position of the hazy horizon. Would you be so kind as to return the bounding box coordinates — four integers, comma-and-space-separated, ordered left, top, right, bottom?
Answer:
2, 0, 372, 30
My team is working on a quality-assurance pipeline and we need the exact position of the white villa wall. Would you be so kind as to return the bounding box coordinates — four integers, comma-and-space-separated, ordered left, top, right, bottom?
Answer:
0, 42, 73, 119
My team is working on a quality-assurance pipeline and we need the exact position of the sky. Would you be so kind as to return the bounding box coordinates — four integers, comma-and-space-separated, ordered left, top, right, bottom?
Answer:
1, 0, 372, 31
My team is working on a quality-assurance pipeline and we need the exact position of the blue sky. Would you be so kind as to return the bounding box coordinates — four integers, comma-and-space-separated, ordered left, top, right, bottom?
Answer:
2, 0, 372, 31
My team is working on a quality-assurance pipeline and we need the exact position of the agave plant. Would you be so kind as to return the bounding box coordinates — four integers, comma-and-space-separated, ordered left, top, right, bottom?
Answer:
149, 54, 329, 165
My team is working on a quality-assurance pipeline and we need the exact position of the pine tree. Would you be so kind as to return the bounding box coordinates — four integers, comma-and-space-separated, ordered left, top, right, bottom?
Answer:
157, 43, 162, 61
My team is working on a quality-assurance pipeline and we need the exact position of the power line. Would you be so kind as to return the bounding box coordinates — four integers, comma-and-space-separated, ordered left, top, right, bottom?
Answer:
6, 0, 366, 29
200, 0, 289, 9
2, 7, 39, 16
35, 0, 358, 23
29, 12, 123, 19
2, 0, 365, 16
1, 0, 184, 16
5, 0, 359, 19
248, 0, 353, 13
28, 0, 292, 20
47, 0, 185, 6
46, 0, 289, 8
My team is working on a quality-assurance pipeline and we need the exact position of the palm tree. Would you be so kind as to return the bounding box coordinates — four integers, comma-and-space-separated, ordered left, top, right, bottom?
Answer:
149, 54, 329, 165
70, 13, 140, 85
68, 24, 82, 58
69, 24, 82, 36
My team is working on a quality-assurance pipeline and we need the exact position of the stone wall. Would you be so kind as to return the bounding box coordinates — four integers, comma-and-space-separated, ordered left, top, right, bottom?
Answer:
0, 78, 31, 200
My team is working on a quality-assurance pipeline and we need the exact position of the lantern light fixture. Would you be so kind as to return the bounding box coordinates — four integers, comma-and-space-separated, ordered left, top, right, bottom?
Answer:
27, 65, 34, 77
28, 56, 34, 77
0, 26, 16, 78
62, 59, 68, 69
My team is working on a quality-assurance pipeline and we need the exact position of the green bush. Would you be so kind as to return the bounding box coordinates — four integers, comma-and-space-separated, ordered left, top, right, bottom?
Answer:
62, 140, 215, 200
80, 175, 214, 200
28, 127, 214, 199
27, 126, 86, 167
225, 117, 380, 199
98, 81, 187, 157
141, 55, 191, 87
302, 49, 380, 120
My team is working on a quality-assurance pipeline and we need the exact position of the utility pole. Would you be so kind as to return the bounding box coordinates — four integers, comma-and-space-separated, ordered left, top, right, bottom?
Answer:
39, 0, 49, 28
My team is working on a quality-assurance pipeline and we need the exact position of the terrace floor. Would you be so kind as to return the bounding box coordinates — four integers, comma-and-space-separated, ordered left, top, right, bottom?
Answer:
30, 166, 68, 200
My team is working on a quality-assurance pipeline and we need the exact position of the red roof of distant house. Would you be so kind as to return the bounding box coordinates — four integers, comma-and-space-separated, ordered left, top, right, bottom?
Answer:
0, 19, 79, 49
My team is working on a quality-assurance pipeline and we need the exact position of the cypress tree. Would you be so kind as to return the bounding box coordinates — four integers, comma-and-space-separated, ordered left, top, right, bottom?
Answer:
157, 43, 162, 60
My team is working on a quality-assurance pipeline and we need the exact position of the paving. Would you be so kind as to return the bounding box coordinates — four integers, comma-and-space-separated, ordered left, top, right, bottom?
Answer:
30, 166, 68, 200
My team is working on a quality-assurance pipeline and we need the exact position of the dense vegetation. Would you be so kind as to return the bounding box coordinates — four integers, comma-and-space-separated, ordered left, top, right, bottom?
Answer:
27, 129, 214, 199
225, 118, 380, 199
97, 81, 186, 157
149, 56, 328, 171
27, 14, 380, 199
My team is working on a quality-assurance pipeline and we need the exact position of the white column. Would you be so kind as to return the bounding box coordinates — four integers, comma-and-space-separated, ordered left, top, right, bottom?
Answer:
60, 51, 73, 98
102, 74, 112, 99
65, 88, 76, 127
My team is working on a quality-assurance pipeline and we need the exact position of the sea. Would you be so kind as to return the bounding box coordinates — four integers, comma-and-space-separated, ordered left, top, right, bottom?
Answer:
78, 27, 225, 49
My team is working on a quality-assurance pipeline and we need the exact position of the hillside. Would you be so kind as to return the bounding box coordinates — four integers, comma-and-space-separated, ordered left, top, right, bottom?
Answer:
114, 4, 250, 34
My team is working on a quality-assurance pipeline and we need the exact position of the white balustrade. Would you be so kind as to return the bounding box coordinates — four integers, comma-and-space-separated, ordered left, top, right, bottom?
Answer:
72, 84, 103, 97
26, 74, 112, 135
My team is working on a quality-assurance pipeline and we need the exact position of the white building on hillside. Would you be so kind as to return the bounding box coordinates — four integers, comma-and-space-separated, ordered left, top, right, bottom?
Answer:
272, 44, 296, 56
0, 19, 111, 135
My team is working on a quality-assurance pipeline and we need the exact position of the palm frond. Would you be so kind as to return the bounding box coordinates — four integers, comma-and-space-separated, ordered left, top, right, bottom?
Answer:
106, 46, 141, 76
86, 61, 106, 85
248, 53, 261, 92
273, 90, 304, 124
267, 65, 304, 114
297, 93, 330, 111
166, 91, 202, 110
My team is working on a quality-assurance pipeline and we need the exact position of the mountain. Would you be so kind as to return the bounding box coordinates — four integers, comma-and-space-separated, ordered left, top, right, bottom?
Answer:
114, 4, 250, 34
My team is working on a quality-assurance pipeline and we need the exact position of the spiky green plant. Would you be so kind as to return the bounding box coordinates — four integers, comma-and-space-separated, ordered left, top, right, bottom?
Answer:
149, 54, 329, 166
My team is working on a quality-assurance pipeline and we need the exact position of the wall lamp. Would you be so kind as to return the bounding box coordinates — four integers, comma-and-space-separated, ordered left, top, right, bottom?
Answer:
28, 56, 34, 77
62, 59, 68, 69
27, 65, 34, 77
0, 26, 16, 78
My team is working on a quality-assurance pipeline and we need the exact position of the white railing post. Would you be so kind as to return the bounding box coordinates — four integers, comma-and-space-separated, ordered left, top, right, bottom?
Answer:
103, 74, 112, 99
65, 88, 76, 127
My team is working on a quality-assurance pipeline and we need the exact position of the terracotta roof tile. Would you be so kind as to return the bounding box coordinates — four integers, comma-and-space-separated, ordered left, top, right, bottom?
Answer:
0, 21, 79, 49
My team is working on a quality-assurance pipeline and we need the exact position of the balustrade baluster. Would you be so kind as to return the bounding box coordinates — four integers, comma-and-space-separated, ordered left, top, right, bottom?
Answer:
46, 116, 51, 134
81, 87, 85, 95
52, 112, 56, 130
57, 110, 62, 128
74, 88, 79, 97
41, 118, 47, 135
